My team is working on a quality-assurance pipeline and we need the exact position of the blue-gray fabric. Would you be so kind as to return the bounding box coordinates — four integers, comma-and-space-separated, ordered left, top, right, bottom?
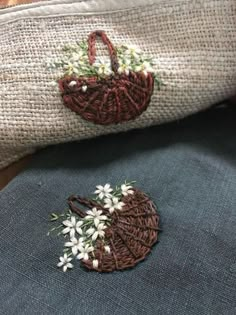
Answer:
0, 106, 236, 315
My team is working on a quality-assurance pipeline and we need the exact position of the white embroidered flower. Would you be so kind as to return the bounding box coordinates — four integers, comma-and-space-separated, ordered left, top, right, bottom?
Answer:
81, 85, 87, 92
135, 61, 154, 77
121, 184, 134, 196
92, 259, 99, 268
62, 216, 83, 238
124, 45, 142, 59
85, 227, 96, 236
95, 184, 113, 200
65, 237, 84, 256
85, 208, 108, 227
91, 223, 107, 241
104, 197, 125, 213
71, 51, 85, 64
94, 60, 113, 76
77, 244, 94, 261
104, 245, 111, 254
57, 254, 73, 272
118, 59, 132, 75
63, 62, 77, 75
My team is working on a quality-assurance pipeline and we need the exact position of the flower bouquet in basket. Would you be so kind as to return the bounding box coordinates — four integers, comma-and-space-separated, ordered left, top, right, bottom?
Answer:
48, 181, 160, 272
47, 31, 161, 125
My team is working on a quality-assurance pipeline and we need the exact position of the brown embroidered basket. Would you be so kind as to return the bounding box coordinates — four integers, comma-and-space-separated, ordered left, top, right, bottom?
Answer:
58, 31, 154, 125
68, 188, 160, 272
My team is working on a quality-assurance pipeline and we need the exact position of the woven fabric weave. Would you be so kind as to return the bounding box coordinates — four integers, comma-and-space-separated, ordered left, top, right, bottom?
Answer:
0, 105, 235, 314
0, 0, 235, 169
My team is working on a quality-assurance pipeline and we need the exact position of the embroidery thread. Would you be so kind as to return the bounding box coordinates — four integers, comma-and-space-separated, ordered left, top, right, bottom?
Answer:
47, 30, 161, 125
48, 181, 160, 272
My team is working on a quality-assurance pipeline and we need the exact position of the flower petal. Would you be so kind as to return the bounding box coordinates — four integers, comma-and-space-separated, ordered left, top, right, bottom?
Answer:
88, 246, 94, 253
62, 220, 73, 227
97, 223, 105, 230
98, 231, 105, 238
104, 193, 112, 198
77, 253, 84, 260
99, 215, 108, 221
68, 80, 77, 87
112, 197, 119, 204
70, 229, 76, 238
116, 204, 123, 210
76, 227, 83, 235
92, 231, 98, 241
93, 259, 99, 268
71, 216, 76, 226
86, 227, 95, 235
62, 227, 71, 234
78, 244, 85, 252
104, 198, 112, 204
65, 242, 73, 247
99, 192, 104, 199
67, 263, 73, 269
86, 210, 94, 216
104, 183, 111, 190
104, 246, 111, 254
72, 247, 78, 256
94, 218, 100, 227
84, 253, 89, 261
85, 215, 93, 221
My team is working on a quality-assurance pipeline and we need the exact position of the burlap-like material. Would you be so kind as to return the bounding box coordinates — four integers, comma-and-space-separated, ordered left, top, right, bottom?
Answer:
0, 0, 235, 169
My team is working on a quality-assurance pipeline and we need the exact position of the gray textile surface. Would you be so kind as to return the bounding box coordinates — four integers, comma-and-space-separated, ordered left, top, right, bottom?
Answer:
0, 105, 236, 315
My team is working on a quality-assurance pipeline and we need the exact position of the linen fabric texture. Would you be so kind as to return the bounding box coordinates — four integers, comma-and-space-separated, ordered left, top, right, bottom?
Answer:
0, 105, 235, 314
0, 0, 236, 169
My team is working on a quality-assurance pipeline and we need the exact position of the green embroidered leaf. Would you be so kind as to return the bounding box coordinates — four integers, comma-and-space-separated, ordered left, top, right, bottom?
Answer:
50, 213, 59, 221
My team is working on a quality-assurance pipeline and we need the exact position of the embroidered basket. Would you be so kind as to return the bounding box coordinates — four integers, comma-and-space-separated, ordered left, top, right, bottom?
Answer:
1, 0, 236, 170
68, 188, 160, 272
58, 31, 154, 125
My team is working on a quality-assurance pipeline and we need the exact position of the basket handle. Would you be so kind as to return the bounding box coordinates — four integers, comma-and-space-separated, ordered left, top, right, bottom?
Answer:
88, 30, 119, 74
68, 195, 108, 218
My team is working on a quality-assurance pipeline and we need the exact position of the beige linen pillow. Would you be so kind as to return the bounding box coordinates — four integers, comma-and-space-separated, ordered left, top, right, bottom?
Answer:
0, 0, 235, 169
